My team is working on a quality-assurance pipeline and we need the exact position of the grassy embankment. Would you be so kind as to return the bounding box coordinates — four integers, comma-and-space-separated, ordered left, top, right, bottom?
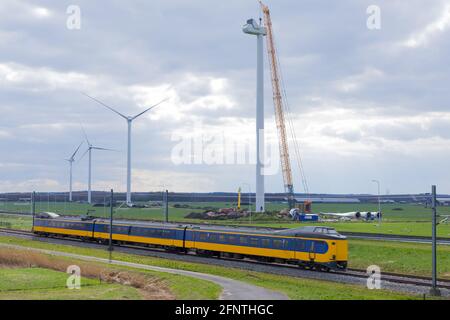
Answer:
0, 268, 142, 300
0, 247, 220, 300
0, 235, 436, 300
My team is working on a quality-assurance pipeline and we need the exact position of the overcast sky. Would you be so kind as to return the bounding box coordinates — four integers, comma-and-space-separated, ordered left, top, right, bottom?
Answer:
1, 0, 450, 195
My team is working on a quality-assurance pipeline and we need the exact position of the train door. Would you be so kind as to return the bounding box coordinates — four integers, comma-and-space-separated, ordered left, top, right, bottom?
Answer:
294, 239, 307, 261
308, 241, 316, 261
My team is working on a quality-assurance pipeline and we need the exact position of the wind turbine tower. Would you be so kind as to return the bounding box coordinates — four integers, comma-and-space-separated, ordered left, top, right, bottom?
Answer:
66, 142, 83, 202
83, 93, 167, 206
243, 18, 267, 212
79, 128, 114, 204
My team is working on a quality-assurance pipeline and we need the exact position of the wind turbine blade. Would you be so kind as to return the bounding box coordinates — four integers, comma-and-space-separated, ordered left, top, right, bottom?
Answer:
82, 92, 127, 119
131, 98, 169, 120
70, 141, 84, 160
91, 146, 118, 152
77, 148, 90, 163
80, 124, 91, 146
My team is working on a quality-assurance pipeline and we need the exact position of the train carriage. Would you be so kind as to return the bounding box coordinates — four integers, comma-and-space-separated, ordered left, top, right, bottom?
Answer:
33, 217, 348, 270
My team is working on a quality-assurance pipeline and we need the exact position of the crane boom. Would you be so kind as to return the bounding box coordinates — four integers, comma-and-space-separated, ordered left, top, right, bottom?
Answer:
260, 2, 295, 208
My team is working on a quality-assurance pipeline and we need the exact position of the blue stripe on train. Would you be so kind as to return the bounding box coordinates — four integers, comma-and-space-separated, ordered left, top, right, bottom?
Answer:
186, 230, 329, 254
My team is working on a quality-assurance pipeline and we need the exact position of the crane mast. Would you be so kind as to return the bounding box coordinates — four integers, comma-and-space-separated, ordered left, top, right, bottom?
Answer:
260, 2, 295, 208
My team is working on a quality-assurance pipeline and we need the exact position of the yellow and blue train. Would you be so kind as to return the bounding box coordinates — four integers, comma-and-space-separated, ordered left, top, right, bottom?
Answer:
33, 217, 348, 270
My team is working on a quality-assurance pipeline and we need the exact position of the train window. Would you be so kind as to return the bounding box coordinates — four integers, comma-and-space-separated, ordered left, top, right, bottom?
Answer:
239, 236, 248, 245
314, 241, 328, 254
199, 233, 208, 241
114, 227, 128, 234
249, 238, 259, 246
297, 240, 306, 251
273, 239, 284, 249
219, 235, 226, 242
162, 230, 172, 237
228, 235, 237, 243
261, 239, 270, 247
209, 233, 218, 242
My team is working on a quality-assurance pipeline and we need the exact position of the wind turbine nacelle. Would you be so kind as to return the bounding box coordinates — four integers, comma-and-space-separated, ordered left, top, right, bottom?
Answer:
359, 212, 375, 220
242, 19, 267, 36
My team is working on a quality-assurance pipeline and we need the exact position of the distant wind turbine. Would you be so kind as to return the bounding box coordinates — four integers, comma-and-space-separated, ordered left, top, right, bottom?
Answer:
65, 142, 83, 202
79, 126, 115, 204
82, 93, 168, 206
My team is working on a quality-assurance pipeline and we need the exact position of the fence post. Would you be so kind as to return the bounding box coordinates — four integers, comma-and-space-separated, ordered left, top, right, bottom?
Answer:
430, 185, 440, 296
164, 190, 169, 223
32, 191, 36, 232
109, 189, 114, 252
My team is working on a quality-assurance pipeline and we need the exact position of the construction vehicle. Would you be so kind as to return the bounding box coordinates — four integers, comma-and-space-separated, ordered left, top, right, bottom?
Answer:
260, 2, 310, 211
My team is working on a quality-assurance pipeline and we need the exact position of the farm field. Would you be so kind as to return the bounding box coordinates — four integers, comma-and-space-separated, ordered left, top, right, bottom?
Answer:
0, 236, 424, 300
0, 200, 441, 221
2, 200, 450, 238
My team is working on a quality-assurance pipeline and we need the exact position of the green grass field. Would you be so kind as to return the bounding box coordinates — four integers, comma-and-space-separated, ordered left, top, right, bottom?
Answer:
2, 201, 450, 238
0, 236, 424, 300
0, 247, 221, 300
0, 201, 440, 221
349, 240, 450, 279
0, 267, 142, 300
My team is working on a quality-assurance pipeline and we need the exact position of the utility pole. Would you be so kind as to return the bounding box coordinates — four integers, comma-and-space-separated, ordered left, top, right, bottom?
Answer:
243, 18, 267, 213
430, 185, 440, 296
32, 191, 36, 232
372, 179, 381, 225
164, 189, 169, 223
108, 189, 114, 252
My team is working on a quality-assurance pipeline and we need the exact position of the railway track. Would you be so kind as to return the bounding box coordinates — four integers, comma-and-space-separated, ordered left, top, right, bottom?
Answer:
0, 227, 449, 295
0, 227, 32, 236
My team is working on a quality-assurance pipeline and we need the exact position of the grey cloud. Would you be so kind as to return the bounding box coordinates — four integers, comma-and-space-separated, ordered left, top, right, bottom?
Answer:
1, 0, 450, 194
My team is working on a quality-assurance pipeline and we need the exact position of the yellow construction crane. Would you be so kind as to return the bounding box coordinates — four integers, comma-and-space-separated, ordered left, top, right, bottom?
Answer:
260, 2, 310, 209
260, 2, 295, 208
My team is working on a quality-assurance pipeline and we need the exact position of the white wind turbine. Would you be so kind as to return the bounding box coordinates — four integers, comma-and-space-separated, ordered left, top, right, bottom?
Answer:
65, 141, 83, 202
79, 127, 115, 204
83, 93, 167, 206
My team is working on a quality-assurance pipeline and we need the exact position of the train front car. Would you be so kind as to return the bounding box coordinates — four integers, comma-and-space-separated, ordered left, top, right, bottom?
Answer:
275, 226, 348, 271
